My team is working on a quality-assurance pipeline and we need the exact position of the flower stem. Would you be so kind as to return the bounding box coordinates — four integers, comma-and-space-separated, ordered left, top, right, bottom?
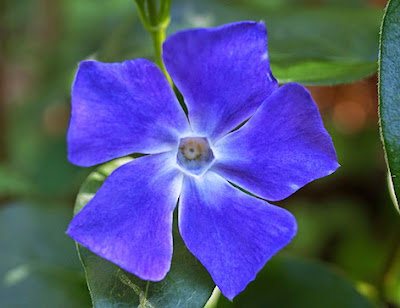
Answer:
133, 0, 172, 85
141, 281, 150, 308
150, 26, 172, 84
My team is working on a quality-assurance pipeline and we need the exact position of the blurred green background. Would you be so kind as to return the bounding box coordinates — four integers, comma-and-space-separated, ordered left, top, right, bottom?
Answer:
1, 0, 399, 307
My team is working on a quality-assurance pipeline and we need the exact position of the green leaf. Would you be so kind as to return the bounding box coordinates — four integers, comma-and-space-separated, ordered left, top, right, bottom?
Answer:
169, 2, 382, 85
0, 203, 91, 308
379, 0, 400, 212
74, 158, 215, 307
217, 254, 375, 308
266, 8, 382, 85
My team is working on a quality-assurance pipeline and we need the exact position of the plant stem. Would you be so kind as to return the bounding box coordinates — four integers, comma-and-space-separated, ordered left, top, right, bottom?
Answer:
150, 26, 172, 85
141, 281, 150, 308
133, 0, 172, 85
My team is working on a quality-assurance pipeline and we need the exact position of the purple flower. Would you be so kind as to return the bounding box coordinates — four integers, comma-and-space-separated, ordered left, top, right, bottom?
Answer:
66, 21, 339, 299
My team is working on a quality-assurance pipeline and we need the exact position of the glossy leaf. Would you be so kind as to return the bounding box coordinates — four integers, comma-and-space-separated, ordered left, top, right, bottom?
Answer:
0, 203, 90, 308
74, 158, 215, 308
217, 254, 375, 308
379, 0, 400, 211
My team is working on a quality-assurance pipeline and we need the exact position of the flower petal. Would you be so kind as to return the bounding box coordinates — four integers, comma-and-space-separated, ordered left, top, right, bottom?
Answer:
163, 21, 278, 141
67, 152, 183, 281
67, 59, 190, 167
179, 171, 297, 300
212, 83, 339, 201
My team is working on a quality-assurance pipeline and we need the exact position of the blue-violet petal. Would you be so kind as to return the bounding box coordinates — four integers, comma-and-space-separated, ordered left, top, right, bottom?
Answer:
162, 21, 278, 142
179, 171, 297, 300
67, 59, 190, 167
67, 152, 182, 281
212, 83, 339, 201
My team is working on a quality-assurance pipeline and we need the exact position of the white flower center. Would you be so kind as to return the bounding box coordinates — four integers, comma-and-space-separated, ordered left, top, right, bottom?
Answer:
177, 137, 214, 176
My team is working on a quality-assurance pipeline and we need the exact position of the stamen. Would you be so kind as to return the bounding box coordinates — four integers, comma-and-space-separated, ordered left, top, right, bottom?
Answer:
177, 137, 214, 176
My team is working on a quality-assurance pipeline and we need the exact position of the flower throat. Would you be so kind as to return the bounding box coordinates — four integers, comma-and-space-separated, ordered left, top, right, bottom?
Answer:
177, 137, 214, 176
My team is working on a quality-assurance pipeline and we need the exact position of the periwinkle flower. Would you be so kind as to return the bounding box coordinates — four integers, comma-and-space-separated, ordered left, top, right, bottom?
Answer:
67, 21, 339, 299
